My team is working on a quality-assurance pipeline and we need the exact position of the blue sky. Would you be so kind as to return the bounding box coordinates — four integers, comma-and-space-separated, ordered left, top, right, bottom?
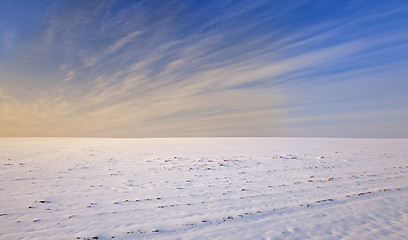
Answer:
0, 0, 407, 137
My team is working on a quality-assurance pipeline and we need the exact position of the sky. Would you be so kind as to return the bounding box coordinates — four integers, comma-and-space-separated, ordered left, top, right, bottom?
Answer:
0, 0, 408, 138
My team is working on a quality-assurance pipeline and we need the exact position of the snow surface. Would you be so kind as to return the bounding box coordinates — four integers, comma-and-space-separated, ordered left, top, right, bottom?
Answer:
0, 137, 407, 240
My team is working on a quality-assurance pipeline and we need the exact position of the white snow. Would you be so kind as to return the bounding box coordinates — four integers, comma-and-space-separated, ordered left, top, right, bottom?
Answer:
0, 137, 407, 240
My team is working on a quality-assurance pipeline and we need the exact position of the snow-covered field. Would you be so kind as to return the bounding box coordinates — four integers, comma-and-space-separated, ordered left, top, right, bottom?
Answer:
0, 137, 407, 240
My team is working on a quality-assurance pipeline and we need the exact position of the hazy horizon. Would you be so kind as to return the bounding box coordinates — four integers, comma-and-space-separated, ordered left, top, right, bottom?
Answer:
1, 0, 408, 138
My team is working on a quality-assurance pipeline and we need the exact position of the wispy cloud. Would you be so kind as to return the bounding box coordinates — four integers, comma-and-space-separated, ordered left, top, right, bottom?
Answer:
63, 70, 76, 82
105, 31, 143, 55
1, 1, 408, 137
